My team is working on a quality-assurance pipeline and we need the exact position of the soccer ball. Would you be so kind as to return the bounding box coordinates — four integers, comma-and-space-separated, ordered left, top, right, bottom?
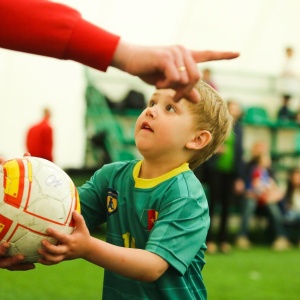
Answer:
0, 156, 80, 263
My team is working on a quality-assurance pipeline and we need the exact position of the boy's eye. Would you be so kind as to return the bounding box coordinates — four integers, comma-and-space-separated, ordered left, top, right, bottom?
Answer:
148, 100, 156, 107
166, 104, 175, 112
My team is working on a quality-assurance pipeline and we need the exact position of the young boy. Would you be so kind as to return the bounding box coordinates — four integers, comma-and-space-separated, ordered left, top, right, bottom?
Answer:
39, 80, 233, 299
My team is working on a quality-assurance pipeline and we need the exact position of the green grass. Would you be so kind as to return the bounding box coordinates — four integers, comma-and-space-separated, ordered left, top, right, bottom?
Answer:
2, 242, 300, 299
2, 258, 104, 300
203, 247, 300, 300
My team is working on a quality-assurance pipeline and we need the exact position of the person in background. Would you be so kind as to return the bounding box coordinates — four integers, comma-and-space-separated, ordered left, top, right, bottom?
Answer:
277, 94, 295, 122
26, 108, 53, 162
202, 68, 218, 90
196, 100, 245, 254
0, 0, 239, 104
282, 168, 300, 248
2, 81, 233, 299
236, 145, 290, 251
278, 46, 300, 100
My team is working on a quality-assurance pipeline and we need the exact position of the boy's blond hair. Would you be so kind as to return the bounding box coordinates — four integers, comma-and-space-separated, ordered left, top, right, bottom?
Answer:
188, 80, 233, 169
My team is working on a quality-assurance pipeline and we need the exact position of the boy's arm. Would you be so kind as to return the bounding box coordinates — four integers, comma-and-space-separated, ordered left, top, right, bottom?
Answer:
39, 211, 169, 282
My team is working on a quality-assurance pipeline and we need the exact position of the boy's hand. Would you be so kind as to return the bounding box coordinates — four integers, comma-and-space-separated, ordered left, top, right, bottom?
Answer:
0, 242, 35, 271
39, 211, 91, 265
0, 156, 6, 164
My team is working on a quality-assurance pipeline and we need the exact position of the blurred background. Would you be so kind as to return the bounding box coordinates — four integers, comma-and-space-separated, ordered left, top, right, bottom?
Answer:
1, 0, 300, 168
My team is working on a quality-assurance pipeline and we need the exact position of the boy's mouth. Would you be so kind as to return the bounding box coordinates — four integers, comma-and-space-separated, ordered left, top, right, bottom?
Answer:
141, 122, 153, 132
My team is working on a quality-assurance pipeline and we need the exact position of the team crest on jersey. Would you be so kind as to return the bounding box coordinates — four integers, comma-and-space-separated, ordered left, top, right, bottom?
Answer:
107, 188, 118, 215
141, 209, 159, 231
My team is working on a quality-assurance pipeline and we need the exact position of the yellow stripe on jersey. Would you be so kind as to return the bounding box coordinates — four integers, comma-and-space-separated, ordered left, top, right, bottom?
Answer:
133, 160, 190, 189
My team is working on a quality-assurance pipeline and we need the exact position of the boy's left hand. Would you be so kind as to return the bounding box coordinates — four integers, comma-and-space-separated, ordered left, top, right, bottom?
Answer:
38, 211, 91, 265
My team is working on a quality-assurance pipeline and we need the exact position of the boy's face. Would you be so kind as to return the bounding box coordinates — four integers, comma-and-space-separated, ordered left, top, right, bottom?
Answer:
135, 89, 196, 159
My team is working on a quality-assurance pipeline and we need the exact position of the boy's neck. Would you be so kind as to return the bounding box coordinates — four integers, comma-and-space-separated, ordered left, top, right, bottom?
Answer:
139, 158, 188, 179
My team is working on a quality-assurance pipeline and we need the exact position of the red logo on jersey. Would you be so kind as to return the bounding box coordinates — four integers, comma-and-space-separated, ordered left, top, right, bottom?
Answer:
147, 209, 158, 230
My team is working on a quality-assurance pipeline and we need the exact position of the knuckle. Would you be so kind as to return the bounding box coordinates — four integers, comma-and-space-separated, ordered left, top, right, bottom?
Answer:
175, 44, 186, 52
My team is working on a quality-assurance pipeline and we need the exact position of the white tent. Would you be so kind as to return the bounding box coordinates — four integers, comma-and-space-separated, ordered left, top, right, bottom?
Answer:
1, 0, 300, 168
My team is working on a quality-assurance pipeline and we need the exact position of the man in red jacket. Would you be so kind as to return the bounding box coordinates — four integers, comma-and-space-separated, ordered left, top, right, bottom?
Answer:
26, 108, 53, 162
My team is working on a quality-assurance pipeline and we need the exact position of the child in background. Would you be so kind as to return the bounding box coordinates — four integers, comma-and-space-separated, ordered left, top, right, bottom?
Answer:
282, 168, 300, 247
37, 80, 233, 300
250, 153, 283, 204
202, 68, 218, 90
236, 151, 289, 250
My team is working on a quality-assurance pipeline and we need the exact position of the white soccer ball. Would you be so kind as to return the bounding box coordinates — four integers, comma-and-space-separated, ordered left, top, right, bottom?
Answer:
0, 156, 80, 263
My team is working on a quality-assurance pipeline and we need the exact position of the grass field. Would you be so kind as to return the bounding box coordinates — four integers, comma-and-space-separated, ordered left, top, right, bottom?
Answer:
204, 247, 300, 300
2, 232, 300, 300
2, 173, 300, 299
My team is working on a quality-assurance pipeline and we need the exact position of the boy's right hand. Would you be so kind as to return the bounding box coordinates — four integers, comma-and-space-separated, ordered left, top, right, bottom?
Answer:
38, 211, 91, 265
0, 242, 35, 271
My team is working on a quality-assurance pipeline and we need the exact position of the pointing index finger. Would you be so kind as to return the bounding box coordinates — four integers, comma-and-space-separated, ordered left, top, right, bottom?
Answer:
191, 50, 240, 63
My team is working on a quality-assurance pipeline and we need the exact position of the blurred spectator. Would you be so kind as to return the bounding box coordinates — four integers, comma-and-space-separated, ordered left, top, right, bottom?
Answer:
236, 143, 289, 251
26, 108, 53, 162
250, 153, 283, 204
294, 110, 300, 124
195, 100, 245, 254
202, 68, 218, 90
278, 46, 300, 99
277, 94, 295, 121
282, 168, 300, 247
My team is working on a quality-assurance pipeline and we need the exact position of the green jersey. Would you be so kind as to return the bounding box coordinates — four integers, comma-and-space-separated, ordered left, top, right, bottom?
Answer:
79, 160, 209, 300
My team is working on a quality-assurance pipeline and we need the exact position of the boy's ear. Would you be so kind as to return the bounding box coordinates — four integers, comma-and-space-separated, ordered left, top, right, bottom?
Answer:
186, 130, 212, 150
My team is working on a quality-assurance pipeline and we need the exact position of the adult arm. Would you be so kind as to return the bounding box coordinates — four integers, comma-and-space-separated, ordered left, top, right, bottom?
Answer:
0, 0, 120, 71
0, 0, 239, 103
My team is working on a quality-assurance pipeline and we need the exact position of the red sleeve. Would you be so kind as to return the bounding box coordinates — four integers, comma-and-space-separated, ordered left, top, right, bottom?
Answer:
0, 0, 120, 71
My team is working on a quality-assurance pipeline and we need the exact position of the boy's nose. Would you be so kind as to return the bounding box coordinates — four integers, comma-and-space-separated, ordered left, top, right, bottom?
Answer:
145, 106, 157, 119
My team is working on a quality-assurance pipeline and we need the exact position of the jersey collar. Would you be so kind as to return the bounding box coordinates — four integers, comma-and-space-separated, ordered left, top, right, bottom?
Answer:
133, 160, 190, 189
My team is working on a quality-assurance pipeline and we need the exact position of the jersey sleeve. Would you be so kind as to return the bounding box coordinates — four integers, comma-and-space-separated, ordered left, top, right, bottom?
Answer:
78, 166, 110, 231
0, 0, 120, 71
146, 186, 209, 276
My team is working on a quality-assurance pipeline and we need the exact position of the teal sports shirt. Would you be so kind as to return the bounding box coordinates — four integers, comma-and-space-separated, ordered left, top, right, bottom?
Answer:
79, 160, 210, 300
